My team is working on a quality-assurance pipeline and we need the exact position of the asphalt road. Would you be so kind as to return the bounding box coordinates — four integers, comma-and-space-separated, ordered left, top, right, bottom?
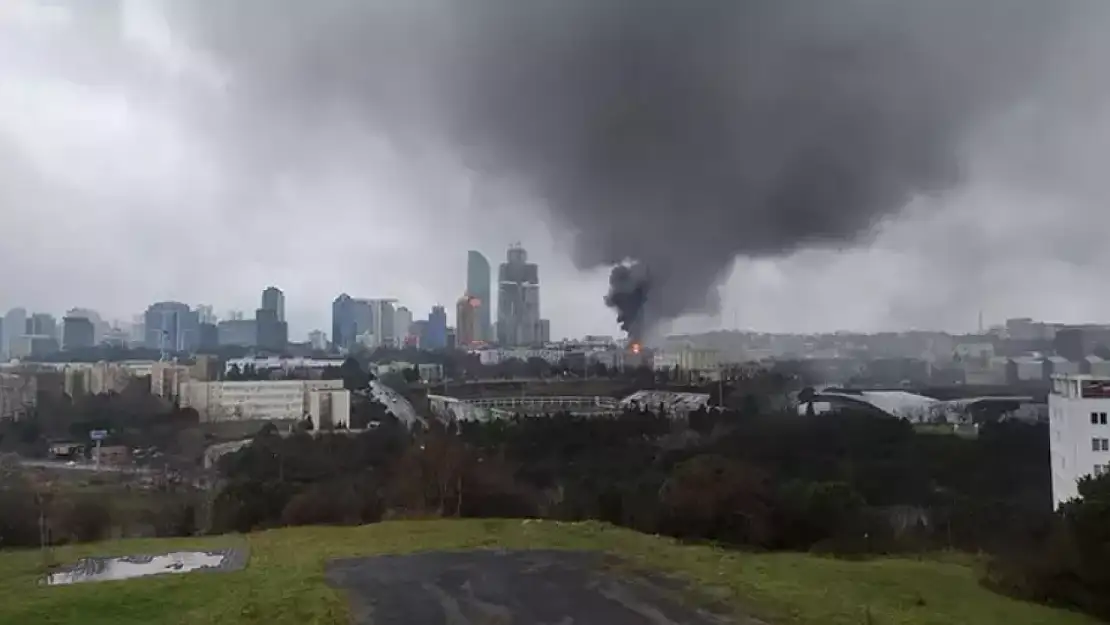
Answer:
326, 549, 758, 625
18, 459, 154, 474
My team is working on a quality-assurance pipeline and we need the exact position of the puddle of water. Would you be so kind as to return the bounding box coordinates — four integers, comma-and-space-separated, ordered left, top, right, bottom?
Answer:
45, 551, 232, 585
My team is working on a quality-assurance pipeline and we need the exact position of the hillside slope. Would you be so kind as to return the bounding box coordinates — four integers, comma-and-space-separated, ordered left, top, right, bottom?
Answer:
0, 519, 1094, 625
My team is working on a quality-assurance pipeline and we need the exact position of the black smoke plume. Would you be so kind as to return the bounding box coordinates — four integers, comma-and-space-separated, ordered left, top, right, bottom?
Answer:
163, 1, 1093, 336
605, 263, 651, 342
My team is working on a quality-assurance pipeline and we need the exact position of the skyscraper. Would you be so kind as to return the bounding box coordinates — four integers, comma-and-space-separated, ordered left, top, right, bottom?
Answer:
144, 302, 199, 353
27, 313, 57, 339
366, 299, 397, 348
456, 294, 480, 347
332, 294, 374, 351
426, 306, 448, 350
256, 308, 288, 352
261, 287, 285, 322
332, 294, 358, 351
466, 251, 492, 342
257, 287, 288, 352
497, 244, 541, 346
2, 308, 26, 360
62, 316, 96, 350
394, 306, 414, 345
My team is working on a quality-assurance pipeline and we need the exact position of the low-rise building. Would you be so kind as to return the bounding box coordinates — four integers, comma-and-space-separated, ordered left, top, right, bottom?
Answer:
307, 388, 352, 430
475, 348, 566, 366
151, 361, 192, 400
961, 356, 1010, 385
1010, 355, 1046, 382
180, 379, 347, 423
224, 356, 345, 375
0, 373, 36, 421
1049, 374, 1110, 508
653, 345, 722, 379
373, 361, 445, 383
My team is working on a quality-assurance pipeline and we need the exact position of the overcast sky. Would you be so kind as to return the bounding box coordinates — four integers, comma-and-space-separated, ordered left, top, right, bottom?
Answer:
2, 1, 1109, 341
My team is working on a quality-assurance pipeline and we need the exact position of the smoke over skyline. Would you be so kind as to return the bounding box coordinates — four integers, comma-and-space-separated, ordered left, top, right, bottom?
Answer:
158, 0, 1099, 339
4, 1, 1107, 338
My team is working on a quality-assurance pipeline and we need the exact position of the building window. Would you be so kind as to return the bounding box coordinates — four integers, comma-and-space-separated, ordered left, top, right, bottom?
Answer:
1093, 412, 1101, 425
1103, 413, 1109, 425
1097, 438, 1110, 452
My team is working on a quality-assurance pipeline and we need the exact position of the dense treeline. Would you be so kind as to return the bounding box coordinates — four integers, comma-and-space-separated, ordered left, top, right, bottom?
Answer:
202, 406, 1110, 618
3, 389, 1107, 619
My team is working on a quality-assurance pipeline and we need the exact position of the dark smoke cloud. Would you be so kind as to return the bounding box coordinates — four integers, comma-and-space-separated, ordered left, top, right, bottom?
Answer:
161, 0, 1092, 337
605, 263, 651, 341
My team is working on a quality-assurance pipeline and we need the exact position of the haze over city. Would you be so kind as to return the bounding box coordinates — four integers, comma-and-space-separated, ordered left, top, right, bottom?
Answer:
3, 0, 1110, 339
9, 3, 1110, 624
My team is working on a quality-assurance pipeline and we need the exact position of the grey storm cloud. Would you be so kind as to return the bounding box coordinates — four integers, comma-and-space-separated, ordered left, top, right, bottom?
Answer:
159, 0, 1099, 339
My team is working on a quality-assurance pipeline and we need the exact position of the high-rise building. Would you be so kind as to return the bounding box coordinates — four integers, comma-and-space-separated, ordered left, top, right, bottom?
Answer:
195, 305, 217, 325
308, 330, 328, 351
3, 308, 27, 360
410, 319, 429, 348
128, 314, 145, 348
426, 306, 448, 350
27, 313, 57, 340
261, 287, 285, 322
365, 299, 397, 348
217, 319, 257, 347
144, 302, 200, 354
497, 244, 541, 346
256, 307, 288, 353
456, 294, 480, 347
62, 316, 96, 350
394, 307, 414, 346
198, 322, 219, 352
467, 251, 492, 342
66, 308, 108, 345
538, 319, 551, 344
332, 294, 374, 351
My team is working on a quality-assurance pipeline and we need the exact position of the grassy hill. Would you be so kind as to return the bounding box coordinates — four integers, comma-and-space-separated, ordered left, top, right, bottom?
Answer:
0, 519, 1094, 625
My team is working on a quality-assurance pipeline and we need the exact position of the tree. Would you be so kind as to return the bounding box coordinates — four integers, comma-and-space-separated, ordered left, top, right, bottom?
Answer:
337, 357, 371, 391
658, 454, 775, 547
402, 367, 421, 384
225, 363, 243, 381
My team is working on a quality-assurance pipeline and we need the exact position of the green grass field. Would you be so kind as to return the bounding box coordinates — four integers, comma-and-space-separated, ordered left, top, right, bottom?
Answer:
0, 519, 1093, 625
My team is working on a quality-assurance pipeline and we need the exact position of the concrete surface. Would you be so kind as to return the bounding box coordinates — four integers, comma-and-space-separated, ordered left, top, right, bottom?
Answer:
326, 549, 758, 625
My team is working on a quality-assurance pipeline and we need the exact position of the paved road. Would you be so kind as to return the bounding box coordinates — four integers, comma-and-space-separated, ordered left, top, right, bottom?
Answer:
326, 549, 758, 625
18, 459, 154, 474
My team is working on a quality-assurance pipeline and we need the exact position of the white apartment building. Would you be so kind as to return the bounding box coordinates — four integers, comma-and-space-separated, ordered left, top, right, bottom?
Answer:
1048, 374, 1110, 508
180, 379, 347, 423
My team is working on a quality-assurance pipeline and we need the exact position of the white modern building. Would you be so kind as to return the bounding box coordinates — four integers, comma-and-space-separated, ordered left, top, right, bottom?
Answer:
180, 379, 347, 423
1048, 374, 1110, 508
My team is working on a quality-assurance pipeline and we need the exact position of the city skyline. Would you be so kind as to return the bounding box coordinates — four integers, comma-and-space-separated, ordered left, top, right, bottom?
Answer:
3, 3, 1110, 340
